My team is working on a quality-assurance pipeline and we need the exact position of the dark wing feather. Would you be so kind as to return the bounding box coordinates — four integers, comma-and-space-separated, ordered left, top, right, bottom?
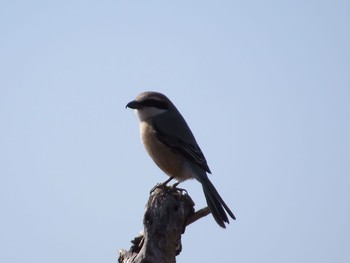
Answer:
153, 123, 212, 174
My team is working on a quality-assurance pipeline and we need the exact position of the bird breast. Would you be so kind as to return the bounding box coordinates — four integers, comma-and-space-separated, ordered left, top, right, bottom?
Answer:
139, 121, 194, 181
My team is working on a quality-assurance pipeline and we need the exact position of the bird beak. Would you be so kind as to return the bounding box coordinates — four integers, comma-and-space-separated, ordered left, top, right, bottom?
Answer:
126, 100, 141, 109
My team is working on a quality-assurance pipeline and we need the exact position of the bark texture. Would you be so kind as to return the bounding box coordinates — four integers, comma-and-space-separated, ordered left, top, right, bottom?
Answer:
118, 185, 210, 263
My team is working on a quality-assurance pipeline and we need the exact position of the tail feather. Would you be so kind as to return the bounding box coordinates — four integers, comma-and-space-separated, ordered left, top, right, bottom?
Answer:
203, 189, 228, 228
196, 174, 236, 228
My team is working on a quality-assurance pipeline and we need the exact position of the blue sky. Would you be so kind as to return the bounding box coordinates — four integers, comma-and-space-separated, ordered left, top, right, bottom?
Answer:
1, 1, 349, 262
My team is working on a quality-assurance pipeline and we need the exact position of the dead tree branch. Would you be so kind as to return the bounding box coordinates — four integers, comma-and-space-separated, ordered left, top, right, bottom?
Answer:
118, 185, 210, 263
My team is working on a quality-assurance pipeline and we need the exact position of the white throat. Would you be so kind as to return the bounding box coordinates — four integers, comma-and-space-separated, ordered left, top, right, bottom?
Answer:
135, 107, 167, 122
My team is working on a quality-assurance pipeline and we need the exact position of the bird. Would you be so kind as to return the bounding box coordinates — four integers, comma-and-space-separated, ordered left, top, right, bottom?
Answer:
126, 91, 235, 228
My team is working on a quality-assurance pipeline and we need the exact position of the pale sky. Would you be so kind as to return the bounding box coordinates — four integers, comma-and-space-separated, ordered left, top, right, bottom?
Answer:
1, 1, 349, 262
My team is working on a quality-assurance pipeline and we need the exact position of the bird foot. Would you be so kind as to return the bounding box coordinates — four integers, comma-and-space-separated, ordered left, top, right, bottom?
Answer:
149, 176, 175, 194
172, 186, 188, 195
149, 183, 166, 194
149, 179, 187, 195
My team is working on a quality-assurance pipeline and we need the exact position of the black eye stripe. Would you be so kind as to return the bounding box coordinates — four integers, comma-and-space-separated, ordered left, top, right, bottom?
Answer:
142, 99, 169, 109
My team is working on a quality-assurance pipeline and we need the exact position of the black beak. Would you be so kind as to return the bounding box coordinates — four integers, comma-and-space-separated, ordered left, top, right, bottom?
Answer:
126, 100, 141, 109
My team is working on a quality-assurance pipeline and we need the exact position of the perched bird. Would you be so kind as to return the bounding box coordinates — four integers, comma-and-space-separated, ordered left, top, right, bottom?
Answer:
126, 91, 235, 228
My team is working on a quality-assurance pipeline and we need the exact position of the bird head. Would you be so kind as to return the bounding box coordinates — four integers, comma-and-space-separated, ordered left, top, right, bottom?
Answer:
126, 91, 173, 121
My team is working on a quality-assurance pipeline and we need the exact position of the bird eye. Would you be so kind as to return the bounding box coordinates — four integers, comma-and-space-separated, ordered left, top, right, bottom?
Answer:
143, 99, 169, 110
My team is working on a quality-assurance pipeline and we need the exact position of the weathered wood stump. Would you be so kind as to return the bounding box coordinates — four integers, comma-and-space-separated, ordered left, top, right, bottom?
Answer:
118, 185, 210, 263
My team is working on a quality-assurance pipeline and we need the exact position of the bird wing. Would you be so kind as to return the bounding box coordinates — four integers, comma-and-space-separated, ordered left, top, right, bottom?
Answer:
153, 121, 212, 174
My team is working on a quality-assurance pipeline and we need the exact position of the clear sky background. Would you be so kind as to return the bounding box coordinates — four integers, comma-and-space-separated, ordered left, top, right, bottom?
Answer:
1, 1, 349, 262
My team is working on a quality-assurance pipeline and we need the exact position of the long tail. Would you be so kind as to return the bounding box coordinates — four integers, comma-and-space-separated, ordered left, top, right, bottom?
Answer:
195, 173, 236, 228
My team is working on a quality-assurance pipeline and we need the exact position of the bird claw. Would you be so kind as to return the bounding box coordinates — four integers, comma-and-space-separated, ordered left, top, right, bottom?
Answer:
149, 176, 175, 194
172, 186, 188, 195
149, 183, 166, 194
149, 179, 187, 195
